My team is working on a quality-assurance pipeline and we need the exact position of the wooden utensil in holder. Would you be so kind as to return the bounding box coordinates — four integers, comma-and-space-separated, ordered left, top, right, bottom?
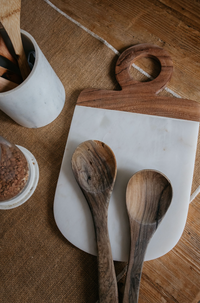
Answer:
0, 0, 30, 80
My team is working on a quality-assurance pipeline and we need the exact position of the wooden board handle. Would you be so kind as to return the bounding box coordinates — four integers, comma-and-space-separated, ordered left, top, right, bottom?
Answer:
115, 43, 173, 95
77, 44, 200, 122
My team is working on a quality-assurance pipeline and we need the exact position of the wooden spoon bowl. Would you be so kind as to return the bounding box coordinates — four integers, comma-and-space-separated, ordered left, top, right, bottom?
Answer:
127, 170, 172, 224
72, 140, 116, 194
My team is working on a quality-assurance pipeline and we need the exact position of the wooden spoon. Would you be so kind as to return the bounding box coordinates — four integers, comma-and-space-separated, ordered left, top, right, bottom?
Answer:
123, 169, 173, 303
0, 0, 30, 80
72, 140, 118, 303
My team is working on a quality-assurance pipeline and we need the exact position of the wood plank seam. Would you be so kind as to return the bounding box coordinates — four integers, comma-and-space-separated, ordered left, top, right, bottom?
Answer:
41, 2, 200, 296
43, 0, 182, 101
44, 0, 200, 220
44, 0, 200, 202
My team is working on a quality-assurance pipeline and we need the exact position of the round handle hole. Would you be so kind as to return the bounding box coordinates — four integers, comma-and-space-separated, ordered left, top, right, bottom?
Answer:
129, 56, 161, 82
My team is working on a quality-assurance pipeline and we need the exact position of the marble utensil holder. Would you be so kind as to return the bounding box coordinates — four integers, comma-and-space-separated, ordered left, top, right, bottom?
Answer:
0, 29, 65, 128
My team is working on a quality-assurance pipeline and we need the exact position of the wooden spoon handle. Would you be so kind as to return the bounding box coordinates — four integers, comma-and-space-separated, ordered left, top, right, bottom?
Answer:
93, 212, 118, 303
115, 43, 173, 95
123, 223, 156, 303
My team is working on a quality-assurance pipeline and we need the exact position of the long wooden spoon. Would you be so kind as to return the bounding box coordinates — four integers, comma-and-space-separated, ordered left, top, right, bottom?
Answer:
72, 140, 118, 303
0, 0, 30, 80
123, 169, 173, 303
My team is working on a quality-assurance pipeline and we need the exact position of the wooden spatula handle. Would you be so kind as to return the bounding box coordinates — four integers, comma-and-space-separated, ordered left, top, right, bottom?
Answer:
0, 0, 30, 80
115, 44, 173, 95
0, 32, 17, 64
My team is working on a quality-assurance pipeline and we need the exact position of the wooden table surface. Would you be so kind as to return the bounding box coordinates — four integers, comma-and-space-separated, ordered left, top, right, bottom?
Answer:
1, 0, 200, 302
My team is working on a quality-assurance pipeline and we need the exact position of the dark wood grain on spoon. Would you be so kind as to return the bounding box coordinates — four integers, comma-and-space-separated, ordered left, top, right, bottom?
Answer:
123, 169, 173, 303
72, 140, 118, 303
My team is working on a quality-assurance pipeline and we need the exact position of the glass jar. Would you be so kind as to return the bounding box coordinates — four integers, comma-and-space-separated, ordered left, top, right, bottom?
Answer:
0, 136, 29, 202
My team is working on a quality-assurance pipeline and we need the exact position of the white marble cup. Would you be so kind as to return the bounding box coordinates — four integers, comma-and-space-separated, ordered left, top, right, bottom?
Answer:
0, 29, 65, 128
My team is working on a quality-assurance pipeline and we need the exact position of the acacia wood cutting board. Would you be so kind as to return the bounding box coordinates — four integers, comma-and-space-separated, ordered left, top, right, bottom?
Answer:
54, 44, 200, 261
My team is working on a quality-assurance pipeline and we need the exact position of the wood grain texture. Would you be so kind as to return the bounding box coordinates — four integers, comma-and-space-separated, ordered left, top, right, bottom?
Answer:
0, 66, 6, 76
0, 63, 22, 85
115, 44, 173, 94
72, 140, 118, 303
0, 0, 199, 302
77, 44, 200, 122
0, 32, 17, 64
0, 75, 18, 92
0, 0, 30, 79
1, 70, 22, 85
50, 0, 200, 102
123, 170, 172, 303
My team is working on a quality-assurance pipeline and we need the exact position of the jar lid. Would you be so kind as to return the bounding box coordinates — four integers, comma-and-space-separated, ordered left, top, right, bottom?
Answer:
0, 136, 39, 209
